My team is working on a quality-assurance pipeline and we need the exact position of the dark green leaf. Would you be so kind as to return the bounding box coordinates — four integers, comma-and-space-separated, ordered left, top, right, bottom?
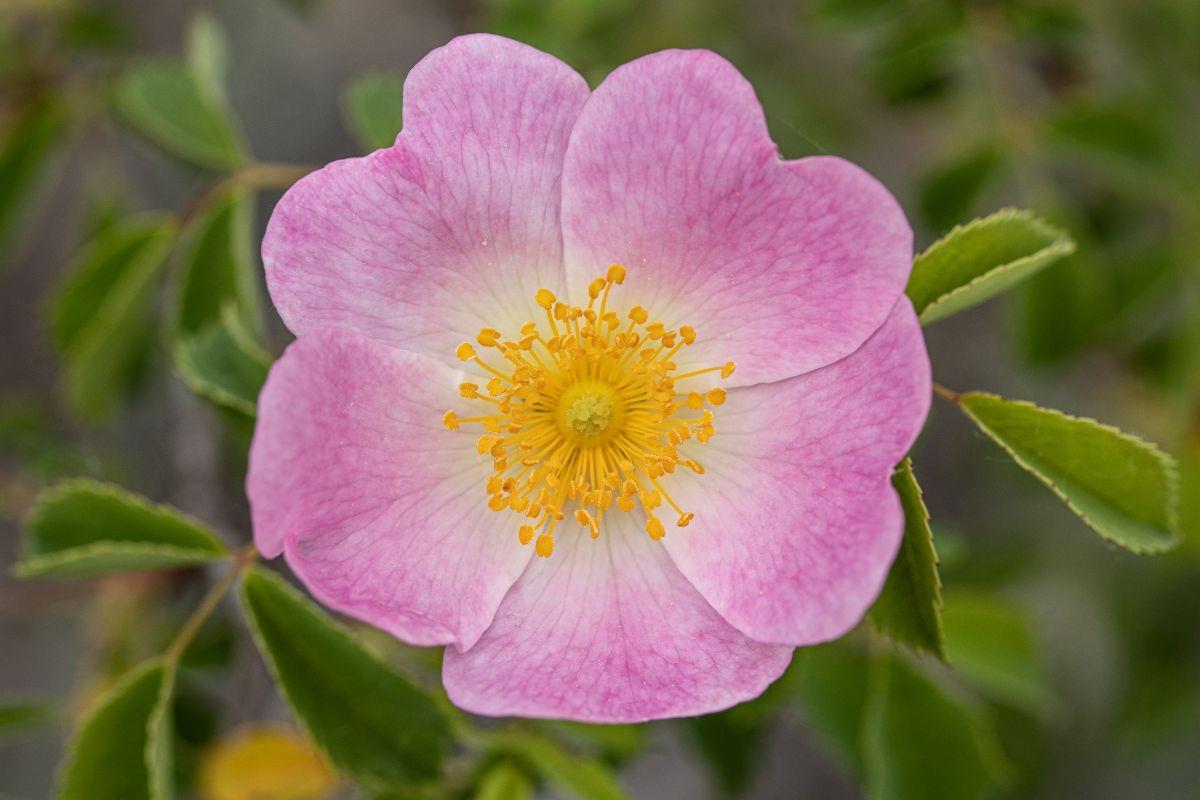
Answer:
114, 62, 247, 170
908, 209, 1075, 326
48, 214, 176, 419
239, 568, 449, 790
862, 652, 1008, 800
917, 144, 1005, 232
0, 98, 68, 262
173, 188, 261, 337
794, 643, 872, 774
1046, 101, 1167, 170
957, 392, 1179, 553
868, 10, 963, 104
343, 73, 405, 152
941, 591, 1058, 718
491, 731, 629, 800
474, 763, 534, 800
58, 659, 176, 800
1013, 250, 1108, 365
174, 306, 271, 416
16, 479, 227, 579
869, 459, 945, 660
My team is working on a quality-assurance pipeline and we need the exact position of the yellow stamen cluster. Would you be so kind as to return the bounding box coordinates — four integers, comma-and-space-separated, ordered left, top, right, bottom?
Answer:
443, 265, 734, 557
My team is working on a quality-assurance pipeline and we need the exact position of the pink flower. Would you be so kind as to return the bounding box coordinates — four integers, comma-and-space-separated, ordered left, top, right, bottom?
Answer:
248, 34, 930, 722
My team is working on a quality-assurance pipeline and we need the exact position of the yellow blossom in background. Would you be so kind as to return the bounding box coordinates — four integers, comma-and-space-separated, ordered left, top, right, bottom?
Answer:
199, 726, 337, 800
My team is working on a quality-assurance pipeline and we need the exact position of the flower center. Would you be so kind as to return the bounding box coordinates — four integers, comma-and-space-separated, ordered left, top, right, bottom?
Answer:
442, 265, 734, 557
557, 381, 623, 444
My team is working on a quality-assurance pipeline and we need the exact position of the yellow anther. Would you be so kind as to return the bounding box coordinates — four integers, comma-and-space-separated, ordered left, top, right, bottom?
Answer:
721, 361, 736, 378
443, 268, 727, 555
646, 516, 666, 541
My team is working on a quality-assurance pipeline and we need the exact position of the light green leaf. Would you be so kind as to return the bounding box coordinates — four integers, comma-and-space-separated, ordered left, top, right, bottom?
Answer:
185, 12, 231, 108
48, 215, 176, 419
114, 61, 247, 170
869, 459, 945, 660
239, 568, 449, 790
172, 187, 261, 337
0, 701, 56, 742
58, 659, 176, 800
16, 479, 227, 579
490, 731, 629, 800
907, 209, 1075, 326
862, 652, 1008, 800
0, 98, 68, 263
957, 392, 1179, 553
474, 763, 534, 800
175, 306, 271, 417
941, 591, 1058, 718
343, 73, 405, 152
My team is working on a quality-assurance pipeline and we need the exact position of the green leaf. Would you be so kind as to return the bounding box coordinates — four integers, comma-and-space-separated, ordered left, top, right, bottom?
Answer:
490, 732, 629, 800
239, 568, 449, 790
957, 392, 1179, 553
174, 306, 271, 417
114, 61, 247, 170
1046, 101, 1167, 170
941, 591, 1058, 718
917, 144, 1005, 232
185, 12, 231, 108
862, 652, 1008, 800
474, 763, 534, 800
48, 215, 176, 419
0, 98, 68, 263
869, 459, 945, 660
343, 73, 405, 152
0, 701, 56, 742
794, 644, 872, 775
16, 479, 227, 579
173, 188, 261, 337
907, 209, 1075, 326
58, 659, 176, 800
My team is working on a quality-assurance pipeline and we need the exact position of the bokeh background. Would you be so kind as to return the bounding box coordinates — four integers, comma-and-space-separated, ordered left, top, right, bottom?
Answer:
2, 0, 1198, 798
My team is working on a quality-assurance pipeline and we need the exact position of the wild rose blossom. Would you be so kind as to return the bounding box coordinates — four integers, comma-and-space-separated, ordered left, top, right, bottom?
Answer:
248, 34, 930, 722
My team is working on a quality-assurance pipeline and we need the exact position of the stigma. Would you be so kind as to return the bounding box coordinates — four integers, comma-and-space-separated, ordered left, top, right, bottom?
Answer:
442, 265, 734, 557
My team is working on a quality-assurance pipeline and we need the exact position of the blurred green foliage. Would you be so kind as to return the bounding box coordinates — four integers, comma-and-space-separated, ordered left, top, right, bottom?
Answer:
1, 0, 1198, 799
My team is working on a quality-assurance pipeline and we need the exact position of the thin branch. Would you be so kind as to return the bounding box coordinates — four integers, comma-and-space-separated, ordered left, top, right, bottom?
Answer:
164, 544, 257, 666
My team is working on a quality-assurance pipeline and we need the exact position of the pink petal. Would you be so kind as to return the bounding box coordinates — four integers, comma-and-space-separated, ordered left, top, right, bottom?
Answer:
262, 34, 589, 360
662, 299, 931, 645
247, 328, 531, 648
442, 511, 793, 723
560, 49, 912, 386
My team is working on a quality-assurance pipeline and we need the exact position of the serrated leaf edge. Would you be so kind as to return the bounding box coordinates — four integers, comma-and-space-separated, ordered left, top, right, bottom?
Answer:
912, 208, 1076, 325
958, 392, 1181, 554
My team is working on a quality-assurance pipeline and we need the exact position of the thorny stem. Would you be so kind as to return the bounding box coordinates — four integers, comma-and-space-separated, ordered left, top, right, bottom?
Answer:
164, 544, 258, 665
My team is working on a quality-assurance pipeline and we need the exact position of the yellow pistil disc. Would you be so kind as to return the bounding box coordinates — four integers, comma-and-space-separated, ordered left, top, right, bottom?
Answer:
441, 266, 734, 554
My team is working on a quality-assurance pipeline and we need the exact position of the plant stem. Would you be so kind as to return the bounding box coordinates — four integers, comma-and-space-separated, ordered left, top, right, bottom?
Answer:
932, 382, 962, 404
164, 544, 257, 666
